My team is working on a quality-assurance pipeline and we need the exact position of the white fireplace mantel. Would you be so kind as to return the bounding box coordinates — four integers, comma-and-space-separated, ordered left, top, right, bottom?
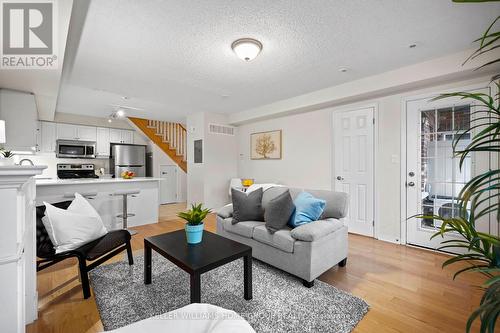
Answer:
0, 165, 46, 333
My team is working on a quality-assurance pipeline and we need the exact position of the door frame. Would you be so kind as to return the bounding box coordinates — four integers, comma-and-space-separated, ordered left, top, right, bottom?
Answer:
331, 102, 379, 239
399, 82, 492, 245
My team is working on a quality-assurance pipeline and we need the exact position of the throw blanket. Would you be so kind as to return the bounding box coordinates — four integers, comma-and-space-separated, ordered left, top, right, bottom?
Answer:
108, 303, 255, 333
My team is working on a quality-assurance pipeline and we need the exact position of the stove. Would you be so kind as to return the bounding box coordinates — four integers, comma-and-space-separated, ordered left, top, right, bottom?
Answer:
57, 164, 99, 179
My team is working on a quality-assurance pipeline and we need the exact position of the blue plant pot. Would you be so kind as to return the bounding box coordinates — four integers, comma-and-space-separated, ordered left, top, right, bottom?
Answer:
185, 223, 204, 244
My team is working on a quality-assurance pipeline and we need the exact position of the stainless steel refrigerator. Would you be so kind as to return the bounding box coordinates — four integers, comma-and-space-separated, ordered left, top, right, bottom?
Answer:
110, 144, 146, 177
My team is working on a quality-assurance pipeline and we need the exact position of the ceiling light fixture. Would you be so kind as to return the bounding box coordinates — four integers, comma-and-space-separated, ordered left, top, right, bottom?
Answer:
115, 109, 125, 117
231, 38, 263, 62
338, 67, 349, 73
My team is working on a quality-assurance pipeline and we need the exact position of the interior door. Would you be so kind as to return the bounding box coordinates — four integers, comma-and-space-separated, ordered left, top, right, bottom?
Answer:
333, 107, 375, 237
160, 165, 177, 204
405, 87, 492, 250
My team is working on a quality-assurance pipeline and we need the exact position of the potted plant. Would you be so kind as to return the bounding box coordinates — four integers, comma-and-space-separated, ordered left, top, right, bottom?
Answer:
0, 149, 15, 166
177, 203, 212, 244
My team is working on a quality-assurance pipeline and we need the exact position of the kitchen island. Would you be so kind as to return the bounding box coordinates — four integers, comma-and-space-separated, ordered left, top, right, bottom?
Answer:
36, 177, 162, 229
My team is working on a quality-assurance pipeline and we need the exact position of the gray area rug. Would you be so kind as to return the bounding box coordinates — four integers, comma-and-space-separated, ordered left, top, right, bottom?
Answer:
90, 253, 369, 332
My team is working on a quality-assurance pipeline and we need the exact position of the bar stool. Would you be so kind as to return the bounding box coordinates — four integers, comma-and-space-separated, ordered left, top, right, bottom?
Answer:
112, 189, 140, 235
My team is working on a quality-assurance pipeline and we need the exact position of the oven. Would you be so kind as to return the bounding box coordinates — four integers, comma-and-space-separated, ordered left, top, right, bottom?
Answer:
56, 140, 96, 159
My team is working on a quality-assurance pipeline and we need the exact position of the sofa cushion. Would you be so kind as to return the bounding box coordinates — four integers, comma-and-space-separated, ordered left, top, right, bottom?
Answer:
217, 204, 233, 219
265, 190, 295, 234
262, 186, 289, 211
307, 189, 349, 219
291, 219, 344, 242
289, 192, 326, 228
222, 218, 265, 238
252, 225, 295, 253
231, 187, 264, 224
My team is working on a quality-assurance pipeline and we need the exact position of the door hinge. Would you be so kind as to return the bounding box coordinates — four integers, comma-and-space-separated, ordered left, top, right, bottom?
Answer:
372, 220, 375, 226
372, 118, 375, 125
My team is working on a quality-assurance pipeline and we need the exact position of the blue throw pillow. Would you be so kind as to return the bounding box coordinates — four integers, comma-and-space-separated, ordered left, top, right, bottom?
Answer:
288, 192, 326, 228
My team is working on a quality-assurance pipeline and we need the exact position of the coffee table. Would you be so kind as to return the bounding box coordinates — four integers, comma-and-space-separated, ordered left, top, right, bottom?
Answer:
144, 230, 252, 303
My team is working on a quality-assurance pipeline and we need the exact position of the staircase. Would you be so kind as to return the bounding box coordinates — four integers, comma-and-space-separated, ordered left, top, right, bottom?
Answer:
128, 117, 187, 172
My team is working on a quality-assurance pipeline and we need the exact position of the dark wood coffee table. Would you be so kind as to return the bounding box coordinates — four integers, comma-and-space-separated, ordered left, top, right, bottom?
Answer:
144, 230, 252, 303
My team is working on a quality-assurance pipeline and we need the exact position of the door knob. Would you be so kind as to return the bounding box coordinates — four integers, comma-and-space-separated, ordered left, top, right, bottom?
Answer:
408, 181, 415, 187
336, 176, 344, 181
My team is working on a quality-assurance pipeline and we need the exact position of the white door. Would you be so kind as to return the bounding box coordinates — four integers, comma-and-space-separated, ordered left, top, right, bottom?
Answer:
160, 165, 177, 204
405, 87, 492, 250
333, 107, 375, 237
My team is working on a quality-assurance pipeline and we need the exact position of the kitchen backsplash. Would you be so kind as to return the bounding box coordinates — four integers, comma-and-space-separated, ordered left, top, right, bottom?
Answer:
14, 153, 110, 179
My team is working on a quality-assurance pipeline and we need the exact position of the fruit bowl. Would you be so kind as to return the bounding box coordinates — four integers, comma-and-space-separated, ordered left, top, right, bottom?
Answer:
121, 171, 136, 179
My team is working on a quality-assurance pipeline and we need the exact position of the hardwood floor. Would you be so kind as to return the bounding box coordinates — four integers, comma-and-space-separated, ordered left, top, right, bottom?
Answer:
28, 204, 483, 333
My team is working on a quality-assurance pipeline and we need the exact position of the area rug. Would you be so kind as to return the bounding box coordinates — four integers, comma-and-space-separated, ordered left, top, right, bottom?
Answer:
90, 253, 369, 332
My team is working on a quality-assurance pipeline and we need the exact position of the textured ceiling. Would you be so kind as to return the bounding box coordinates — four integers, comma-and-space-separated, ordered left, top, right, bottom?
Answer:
57, 0, 500, 122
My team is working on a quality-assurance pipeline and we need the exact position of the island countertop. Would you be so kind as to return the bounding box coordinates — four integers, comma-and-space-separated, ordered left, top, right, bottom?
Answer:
36, 177, 162, 186
35, 177, 161, 228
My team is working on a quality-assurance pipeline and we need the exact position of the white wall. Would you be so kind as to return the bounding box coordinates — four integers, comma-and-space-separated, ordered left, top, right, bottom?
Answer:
187, 112, 238, 210
236, 75, 492, 243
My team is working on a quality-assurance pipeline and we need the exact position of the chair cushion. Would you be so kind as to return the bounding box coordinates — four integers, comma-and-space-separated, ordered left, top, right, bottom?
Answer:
290, 219, 344, 242
231, 187, 264, 224
252, 226, 295, 253
222, 218, 265, 238
85, 230, 131, 260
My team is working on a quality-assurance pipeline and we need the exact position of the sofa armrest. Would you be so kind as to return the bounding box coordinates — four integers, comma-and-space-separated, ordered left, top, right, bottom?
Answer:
217, 204, 233, 219
290, 219, 343, 242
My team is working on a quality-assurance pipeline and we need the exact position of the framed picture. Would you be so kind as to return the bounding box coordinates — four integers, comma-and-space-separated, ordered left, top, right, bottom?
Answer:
250, 130, 282, 160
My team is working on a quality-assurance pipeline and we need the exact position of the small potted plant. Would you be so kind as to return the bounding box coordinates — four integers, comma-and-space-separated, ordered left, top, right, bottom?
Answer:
177, 203, 212, 244
0, 149, 15, 166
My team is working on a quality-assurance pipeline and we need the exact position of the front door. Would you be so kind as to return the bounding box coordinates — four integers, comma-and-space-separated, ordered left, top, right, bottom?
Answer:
333, 107, 375, 237
405, 87, 492, 250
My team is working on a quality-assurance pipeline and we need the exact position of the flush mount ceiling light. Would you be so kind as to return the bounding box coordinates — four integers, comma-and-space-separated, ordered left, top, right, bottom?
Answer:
231, 38, 263, 61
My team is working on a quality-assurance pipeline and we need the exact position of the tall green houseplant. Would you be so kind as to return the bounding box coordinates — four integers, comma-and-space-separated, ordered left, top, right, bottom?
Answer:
425, 4, 500, 332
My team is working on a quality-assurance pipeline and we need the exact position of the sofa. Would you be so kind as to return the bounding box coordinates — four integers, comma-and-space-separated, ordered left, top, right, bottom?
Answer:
216, 186, 348, 287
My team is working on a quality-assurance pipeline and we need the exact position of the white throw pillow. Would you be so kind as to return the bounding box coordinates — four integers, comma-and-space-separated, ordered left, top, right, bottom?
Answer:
68, 192, 105, 226
42, 196, 107, 254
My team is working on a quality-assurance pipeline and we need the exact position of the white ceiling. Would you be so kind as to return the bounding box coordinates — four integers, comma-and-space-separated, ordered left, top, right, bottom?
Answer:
57, 0, 500, 122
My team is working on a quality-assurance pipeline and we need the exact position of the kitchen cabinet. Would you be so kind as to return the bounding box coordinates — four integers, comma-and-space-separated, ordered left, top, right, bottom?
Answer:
96, 127, 110, 157
110, 129, 134, 144
0, 89, 38, 152
56, 124, 96, 141
77, 126, 97, 141
39, 121, 56, 153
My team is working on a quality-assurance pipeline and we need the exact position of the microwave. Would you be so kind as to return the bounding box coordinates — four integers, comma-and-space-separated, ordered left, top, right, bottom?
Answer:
56, 140, 96, 159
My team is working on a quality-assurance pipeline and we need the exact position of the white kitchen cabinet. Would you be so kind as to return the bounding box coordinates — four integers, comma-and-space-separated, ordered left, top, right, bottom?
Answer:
77, 125, 97, 141
96, 127, 110, 157
56, 124, 96, 141
110, 129, 134, 144
40, 121, 56, 153
0, 89, 38, 152
122, 130, 134, 144
56, 123, 78, 140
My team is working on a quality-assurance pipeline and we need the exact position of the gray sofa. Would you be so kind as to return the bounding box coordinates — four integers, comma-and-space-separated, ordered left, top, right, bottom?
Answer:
216, 186, 348, 287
